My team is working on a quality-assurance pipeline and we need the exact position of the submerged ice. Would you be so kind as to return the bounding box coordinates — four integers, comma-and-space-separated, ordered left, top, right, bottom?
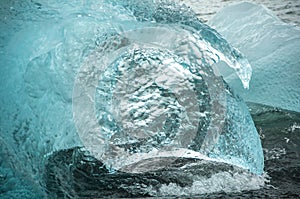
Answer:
0, 0, 265, 197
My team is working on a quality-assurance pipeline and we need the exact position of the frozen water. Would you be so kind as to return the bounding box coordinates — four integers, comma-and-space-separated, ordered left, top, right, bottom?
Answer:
208, 2, 300, 112
72, 0, 263, 174
0, 0, 264, 197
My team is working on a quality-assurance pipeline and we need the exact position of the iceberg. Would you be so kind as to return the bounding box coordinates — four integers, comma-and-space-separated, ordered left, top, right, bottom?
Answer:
208, 2, 300, 113
72, 0, 263, 175
0, 0, 264, 197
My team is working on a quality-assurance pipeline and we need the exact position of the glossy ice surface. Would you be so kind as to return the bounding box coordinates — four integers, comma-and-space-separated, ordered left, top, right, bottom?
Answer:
4, 0, 294, 198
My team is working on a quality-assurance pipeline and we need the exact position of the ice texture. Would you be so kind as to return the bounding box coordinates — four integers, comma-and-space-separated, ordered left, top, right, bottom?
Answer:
208, 2, 300, 113
0, 0, 264, 197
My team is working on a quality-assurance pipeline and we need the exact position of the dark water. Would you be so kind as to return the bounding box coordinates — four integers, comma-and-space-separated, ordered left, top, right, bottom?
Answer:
43, 103, 300, 198
202, 103, 300, 198
248, 103, 300, 198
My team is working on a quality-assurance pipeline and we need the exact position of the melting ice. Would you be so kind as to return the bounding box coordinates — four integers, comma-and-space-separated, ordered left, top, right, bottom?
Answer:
0, 0, 270, 198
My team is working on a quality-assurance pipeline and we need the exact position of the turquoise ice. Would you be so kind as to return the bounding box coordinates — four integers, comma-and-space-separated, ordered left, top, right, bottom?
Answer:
209, 2, 300, 113
0, 1, 265, 197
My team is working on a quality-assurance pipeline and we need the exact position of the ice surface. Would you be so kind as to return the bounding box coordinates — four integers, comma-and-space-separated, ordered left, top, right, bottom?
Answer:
208, 2, 300, 112
0, 0, 264, 197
